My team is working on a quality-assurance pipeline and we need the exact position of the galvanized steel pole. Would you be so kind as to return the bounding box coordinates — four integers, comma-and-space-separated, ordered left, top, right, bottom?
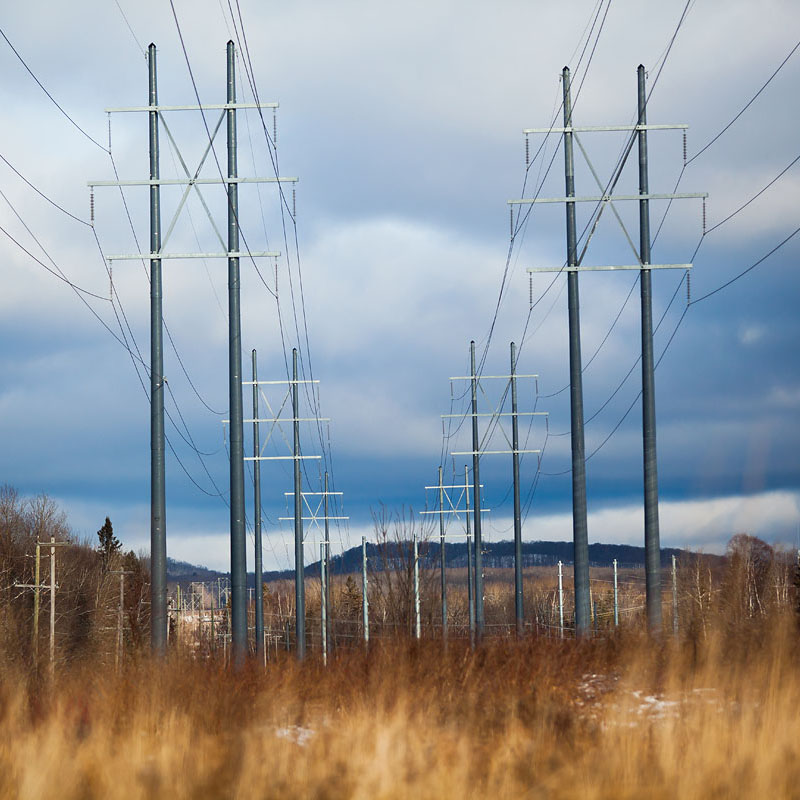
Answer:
511, 342, 523, 636
293, 348, 305, 659
638, 64, 662, 634
470, 341, 484, 639
413, 534, 421, 640
558, 560, 564, 638
148, 43, 167, 655
563, 67, 591, 636
438, 466, 447, 641
227, 40, 248, 666
324, 471, 331, 648
465, 465, 475, 648
613, 558, 619, 627
672, 554, 678, 636
252, 349, 264, 658
361, 535, 369, 647
320, 542, 327, 665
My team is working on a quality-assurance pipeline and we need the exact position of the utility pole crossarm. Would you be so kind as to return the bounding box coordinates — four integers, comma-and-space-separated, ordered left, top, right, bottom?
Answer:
225, 418, 329, 423
243, 380, 319, 385
508, 192, 707, 205
244, 455, 321, 461
527, 263, 692, 273
89, 177, 297, 187
523, 123, 688, 134
284, 491, 344, 496
108, 252, 281, 261
450, 449, 541, 455
423, 484, 484, 489
441, 411, 548, 418
419, 509, 491, 515
449, 374, 538, 380
105, 102, 279, 113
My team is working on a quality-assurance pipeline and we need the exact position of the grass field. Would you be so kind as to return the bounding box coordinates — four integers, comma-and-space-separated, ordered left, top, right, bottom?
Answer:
1, 610, 797, 799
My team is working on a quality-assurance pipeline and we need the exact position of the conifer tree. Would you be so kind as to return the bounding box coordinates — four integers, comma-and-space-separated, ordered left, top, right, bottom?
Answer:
97, 516, 120, 569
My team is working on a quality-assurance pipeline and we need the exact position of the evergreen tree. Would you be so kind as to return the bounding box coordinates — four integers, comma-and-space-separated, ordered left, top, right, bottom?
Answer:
97, 516, 120, 569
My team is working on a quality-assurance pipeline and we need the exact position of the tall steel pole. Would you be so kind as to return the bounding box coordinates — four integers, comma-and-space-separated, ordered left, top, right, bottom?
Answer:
438, 466, 447, 641
324, 471, 331, 648
227, 40, 247, 666
671, 554, 678, 635
638, 64, 662, 634
413, 534, 421, 640
469, 341, 484, 639
148, 43, 167, 655
563, 67, 591, 636
511, 342, 524, 635
293, 348, 305, 659
558, 560, 564, 638
320, 542, 327, 665
465, 465, 475, 648
252, 349, 264, 658
361, 535, 369, 647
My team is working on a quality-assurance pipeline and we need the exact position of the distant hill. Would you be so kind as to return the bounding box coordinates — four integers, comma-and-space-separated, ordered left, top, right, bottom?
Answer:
167, 541, 722, 587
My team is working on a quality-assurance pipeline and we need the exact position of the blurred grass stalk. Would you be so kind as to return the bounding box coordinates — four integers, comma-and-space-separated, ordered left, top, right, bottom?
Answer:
0, 609, 798, 799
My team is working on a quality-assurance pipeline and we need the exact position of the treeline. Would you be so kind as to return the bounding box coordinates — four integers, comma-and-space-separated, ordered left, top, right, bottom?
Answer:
0, 486, 149, 670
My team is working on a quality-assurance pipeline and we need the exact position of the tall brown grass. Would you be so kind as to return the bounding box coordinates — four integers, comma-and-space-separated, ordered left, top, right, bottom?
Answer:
1, 610, 798, 799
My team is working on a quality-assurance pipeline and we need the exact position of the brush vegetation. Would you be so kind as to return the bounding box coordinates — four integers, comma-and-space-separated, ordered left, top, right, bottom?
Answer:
1, 616, 798, 799
1, 488, 798, 798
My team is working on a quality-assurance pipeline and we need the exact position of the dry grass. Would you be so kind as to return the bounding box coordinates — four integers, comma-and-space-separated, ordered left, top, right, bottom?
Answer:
1, 612, 798, 799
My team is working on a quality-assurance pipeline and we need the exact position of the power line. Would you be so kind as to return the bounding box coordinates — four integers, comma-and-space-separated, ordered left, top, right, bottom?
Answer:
687, 37, 800, 165
112, 0, 147, 59
0, 25, 108, 153
690, 224, 800, 306
705, 153, 800, 235
0, 218, 108, 302
0, 152, 91, 227
653, 36, 800, 246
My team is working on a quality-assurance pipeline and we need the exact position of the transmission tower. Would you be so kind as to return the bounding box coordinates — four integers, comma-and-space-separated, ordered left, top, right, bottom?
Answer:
446, 340, 546, 638
89, 42, 296, 661
510, 65, 706, 634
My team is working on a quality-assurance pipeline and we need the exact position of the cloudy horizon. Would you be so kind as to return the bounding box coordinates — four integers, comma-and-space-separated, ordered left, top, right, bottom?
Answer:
0, 0, 798, 572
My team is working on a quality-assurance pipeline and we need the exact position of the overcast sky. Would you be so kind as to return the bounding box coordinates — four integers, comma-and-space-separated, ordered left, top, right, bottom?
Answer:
0, 0, 798, 570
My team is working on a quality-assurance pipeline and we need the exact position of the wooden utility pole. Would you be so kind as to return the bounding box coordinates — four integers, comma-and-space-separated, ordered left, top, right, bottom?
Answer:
15, 542, 47, 669
110, 569, 133, 670
44, 537, 69, 679
33, 541, 41, 663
